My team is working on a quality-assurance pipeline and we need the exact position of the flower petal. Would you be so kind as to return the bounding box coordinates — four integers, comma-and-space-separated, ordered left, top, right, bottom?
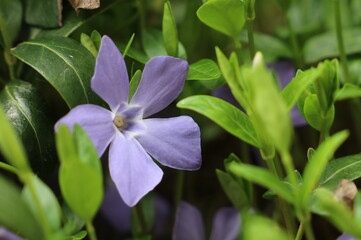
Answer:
109, 134, 163, 207
337, 234, 356, 240
55, 104, 115, 156
91, 36, 129, 111
173, 202, 205, 240
136, 116, 201, 170
209, 207, 241, 240
130, 56, 188, 117
0, 227, 24, 240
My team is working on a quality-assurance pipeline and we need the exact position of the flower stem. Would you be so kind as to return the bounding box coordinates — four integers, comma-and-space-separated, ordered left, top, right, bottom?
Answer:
247, 19, 256, 59
295, 222, 304, 240
233, 37, 243, 64
304, 219, 315, 240
134, 203, 148, 236
280, 151, 298, 191
86, 221, 98, 240
334, 0, 351, 83
0, 162, 18, 174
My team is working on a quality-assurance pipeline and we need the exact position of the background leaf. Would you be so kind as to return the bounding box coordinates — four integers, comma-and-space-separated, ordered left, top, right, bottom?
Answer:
177, 95, 260, 147
187, 59, 221, 81
25, 0, 61, 28
0, 0, 22, 47
162, 1, 178, 57
0, 80, 56, 176
11, 37, 102, 108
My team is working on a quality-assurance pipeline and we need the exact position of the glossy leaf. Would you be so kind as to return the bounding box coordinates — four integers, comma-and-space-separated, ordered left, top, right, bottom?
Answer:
197, 0, 246, 37
311, 188, 361, 238
177, 95, 260, 147
0, 0, 22, 47
11, 37, 101, 108
319, 154, 361, 189
243, 214, 290, 240
0, 80, 55, 175
187, 59, 221, 81
0, 103, 29, 171
229, 162, 294, 203
25, 0, 61, 28
303, 28, 361, 64
162, 1, 178, 57
56, 125, 103, 221
300, 131, 349, 207
0, 175, 43, 240
22, 175, 62, 231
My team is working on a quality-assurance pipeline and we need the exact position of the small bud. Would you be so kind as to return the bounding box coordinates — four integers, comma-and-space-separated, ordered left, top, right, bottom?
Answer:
334, 179, 358, 210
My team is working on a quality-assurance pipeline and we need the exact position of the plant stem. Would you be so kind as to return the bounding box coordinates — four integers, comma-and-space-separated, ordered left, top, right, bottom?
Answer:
134, 203, 148, 236
295, 222, 304, 240
233, 37, 243, 64
174, 170, 184, 207
280, 151, 298, 191
86, 221, 98, 240
304, 219, 315, 240
247, 19, 256, 59
286, 14, 304, 69
334, 0, 350, 83
0, 162, 18, 174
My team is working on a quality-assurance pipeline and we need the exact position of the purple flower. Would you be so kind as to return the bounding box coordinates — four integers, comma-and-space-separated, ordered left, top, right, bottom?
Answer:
337, 233, 356, 240
173, 202, 241, 240
56, 36, 202, 207
0, 228, 24, 240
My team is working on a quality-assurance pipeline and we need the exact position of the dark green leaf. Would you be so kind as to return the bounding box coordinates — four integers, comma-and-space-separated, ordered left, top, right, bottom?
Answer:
11, 37, 101, 108
0, 0, 22, 47
118, 43, 149, 64
229, 162, 294, 203
187, 59, 221, 81
56, 125, 103, 221
22, 175, 62, 231
142, 29, 167, 58
0, 80, 56, 176
0, 175, 43, 240
162, 1, 178, 57
91, 30, 102, 51
319, 154, 361, 189
197, 0, 246, 37
25, 0, 61, 28
300, 131, 349, 207
177, 95, 260, 147
132, 194, 155, 236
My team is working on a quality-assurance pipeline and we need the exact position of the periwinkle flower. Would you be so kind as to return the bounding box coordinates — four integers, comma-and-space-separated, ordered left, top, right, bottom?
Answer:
173, 202, 241, 240
56, 36, 201, 207
337, 233, 356, 240
0, 227, 24, 240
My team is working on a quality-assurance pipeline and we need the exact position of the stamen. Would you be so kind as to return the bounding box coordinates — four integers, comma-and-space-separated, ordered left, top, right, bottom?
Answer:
113, 115, 126, 129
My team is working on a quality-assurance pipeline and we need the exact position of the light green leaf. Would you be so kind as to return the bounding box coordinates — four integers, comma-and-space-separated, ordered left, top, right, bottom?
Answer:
80, 33, 98, 57
303, 94, 334, 131
229, 162, 294, 203
187, 59, 221, 81
197, 0, 246, 37
336, 83, 361, 101
11, 37, 102, 108
162, 1, 178, 57
0, 175, 43, 240
177, 95, 260, 147
91, 30, 101, 51
300, 131, 349, 207
129, 70, 142, 101
319, 154, 361, 189
22, 175, 62, 231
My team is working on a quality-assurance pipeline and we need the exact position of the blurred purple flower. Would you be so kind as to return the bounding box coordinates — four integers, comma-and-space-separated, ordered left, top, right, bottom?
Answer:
337, 233, 356, 240
56, 36, 202, 207
173, 202, 241, 240
213, 61, 307, 127
0, 228, 24, 240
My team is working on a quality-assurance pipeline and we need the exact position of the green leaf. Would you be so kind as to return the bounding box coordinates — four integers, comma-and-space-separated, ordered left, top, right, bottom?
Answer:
197, 0, 246, 37
11, 37, 101, 108
310, 188, 361, 238
56, 125, 103, 221
187, 59, 221, 81
63, 205, 85, 235
22, 175, 62, 231
91, 30, 102, 51
263, 171, 303, 200
129, 70, 142, 101
319, 154, 361, 189
0, 80, 56, 176
303, 28, 361, 64
0, 175, 43, 240
80, 33, 98, 57
177, 95, 260, 147
281, 69, 318, 110
142, 29, 167, 58
0, 103, 30, 171
162, 1, 178, 57
303, 94, 334, 131
229, 162, 294, 203
25, 0, 61, 28
239, 31, 292, 62
355, 192, 361, 225
118, 42, 149, 64
0, 0, 22, 47
243, 214, 290, 240
336, 83, 361, 101
123, 33, 135, 58
131, 194, 155, 236
300, 131, 349, 208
